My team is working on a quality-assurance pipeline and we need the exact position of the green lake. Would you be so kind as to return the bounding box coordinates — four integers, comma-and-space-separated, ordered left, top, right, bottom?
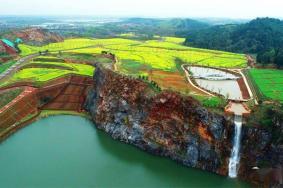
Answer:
0, 115, 250, 188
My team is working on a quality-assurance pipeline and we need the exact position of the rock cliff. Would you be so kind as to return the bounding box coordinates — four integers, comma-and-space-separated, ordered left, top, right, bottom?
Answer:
239, 120, 283, 186
85, 65, 233, 176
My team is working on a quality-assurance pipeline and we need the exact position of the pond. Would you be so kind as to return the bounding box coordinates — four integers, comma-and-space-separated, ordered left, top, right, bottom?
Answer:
0, 115, 250, 188
188, 66, 243, 100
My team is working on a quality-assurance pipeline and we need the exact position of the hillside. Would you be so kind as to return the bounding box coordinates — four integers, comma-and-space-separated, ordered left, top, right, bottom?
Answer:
184, 18, 283, 66
2, 28, 64, 46
61, 18, 210, 39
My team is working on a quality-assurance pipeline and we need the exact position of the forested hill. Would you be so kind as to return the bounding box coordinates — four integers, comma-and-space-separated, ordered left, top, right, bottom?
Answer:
184, 18, 283, 66
89, 18, 210, 38
123, 18, 209, 32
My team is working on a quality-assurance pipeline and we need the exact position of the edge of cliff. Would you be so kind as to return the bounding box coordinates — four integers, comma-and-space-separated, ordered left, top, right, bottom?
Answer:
85, 65, 234, 176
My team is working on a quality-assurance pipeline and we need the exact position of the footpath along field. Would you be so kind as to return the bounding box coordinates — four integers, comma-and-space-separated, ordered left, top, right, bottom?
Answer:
248, 69, 283, 102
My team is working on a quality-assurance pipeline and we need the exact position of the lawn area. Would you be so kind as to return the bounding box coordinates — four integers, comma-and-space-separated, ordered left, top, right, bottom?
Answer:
0, 61, 17, 74
248, 69, 283, 102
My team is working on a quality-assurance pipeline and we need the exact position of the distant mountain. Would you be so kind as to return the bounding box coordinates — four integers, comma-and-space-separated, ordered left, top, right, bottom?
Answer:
117, 18, 209, 37
184, 18, 283, 66
195, 18, 249, 25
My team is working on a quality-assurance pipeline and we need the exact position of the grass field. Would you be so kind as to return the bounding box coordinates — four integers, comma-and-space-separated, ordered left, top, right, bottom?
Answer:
248, 69, 283, 102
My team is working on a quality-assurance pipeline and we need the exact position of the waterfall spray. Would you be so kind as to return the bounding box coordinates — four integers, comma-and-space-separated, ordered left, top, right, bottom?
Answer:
228, 115, 243, 178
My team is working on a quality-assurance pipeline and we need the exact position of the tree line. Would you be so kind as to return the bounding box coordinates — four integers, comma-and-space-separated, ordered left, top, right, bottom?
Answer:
184, 18, 283, 67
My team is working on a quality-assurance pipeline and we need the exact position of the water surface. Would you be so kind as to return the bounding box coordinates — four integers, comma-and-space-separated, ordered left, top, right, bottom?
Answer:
188, 66, 242, 100
0, 115, 249, 188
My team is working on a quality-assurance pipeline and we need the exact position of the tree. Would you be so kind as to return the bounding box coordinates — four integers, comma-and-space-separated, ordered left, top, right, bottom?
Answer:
274, 48, 283, 67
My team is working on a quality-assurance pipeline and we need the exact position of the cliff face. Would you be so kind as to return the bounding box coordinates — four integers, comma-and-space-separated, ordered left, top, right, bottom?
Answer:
85, 65, 233, 175
239, 123, 283, 186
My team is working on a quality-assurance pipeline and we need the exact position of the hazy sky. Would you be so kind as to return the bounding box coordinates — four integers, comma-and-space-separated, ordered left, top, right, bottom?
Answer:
0, 0, 282, 19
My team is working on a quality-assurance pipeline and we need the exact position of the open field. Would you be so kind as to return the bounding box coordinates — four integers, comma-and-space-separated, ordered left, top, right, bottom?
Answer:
248, 69, 283, 102
0, 56, 95, 87
18, 37, 246, 96
20, 37, 247, 70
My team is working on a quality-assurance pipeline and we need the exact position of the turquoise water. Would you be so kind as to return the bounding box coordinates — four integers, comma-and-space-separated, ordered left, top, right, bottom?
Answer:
0, 115, 250, 188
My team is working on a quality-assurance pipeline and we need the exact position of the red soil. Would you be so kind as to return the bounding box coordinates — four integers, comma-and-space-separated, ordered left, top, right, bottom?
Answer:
237, 78, 250, 100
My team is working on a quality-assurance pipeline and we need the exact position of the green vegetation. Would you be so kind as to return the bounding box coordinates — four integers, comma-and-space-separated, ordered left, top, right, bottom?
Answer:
40, 110, 90, 119
33, 56, 65, 62
194, 96, 226, 109
0, 56, 95, 87
58, 18, 209, 39
0, 88, 23, 109
247, 103, 282, 144
248, 69, 283, 102
59, 53, 113, 64
185, 18, 283, 67
20, 38, 246, 71
0, 60, 17, 74
18, 37, 245, 97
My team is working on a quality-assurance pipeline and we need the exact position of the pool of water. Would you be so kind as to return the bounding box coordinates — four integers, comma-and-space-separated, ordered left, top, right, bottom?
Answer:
188, 67, 239, 80
0, 115, 250, 188
188, 66, 243, 100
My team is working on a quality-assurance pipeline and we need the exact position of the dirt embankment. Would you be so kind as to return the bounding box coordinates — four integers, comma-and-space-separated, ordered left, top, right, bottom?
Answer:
3, 28, 63, 46
0, 75, 93, 142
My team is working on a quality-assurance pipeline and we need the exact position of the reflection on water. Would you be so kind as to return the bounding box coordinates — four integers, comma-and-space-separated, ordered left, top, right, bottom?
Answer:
0, 116, 250, 188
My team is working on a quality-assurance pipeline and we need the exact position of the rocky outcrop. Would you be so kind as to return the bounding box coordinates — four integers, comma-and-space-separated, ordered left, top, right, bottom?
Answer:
239, 124, 283, 187
85, 65, 234, 176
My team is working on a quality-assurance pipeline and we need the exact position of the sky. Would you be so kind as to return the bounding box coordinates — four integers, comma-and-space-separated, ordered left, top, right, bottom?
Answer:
0, 0, 282, 19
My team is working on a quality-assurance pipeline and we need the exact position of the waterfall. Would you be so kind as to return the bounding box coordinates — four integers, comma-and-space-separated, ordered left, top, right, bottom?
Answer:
228, 115, 243, 178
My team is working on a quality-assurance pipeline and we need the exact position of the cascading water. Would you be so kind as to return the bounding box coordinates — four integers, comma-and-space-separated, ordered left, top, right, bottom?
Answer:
228, 114, 243, 178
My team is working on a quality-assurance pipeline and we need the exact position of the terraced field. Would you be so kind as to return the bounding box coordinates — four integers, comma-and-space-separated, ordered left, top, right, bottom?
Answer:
0, 56, 95, 87
248, 69, 283, 102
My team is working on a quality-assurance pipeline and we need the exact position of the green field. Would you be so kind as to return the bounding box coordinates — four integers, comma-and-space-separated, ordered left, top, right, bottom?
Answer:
20, 37, 247, 73
248, 69, 283, 102
0, 61, 17, 74
18, 37, 246, 96
0, 58, 95, 87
